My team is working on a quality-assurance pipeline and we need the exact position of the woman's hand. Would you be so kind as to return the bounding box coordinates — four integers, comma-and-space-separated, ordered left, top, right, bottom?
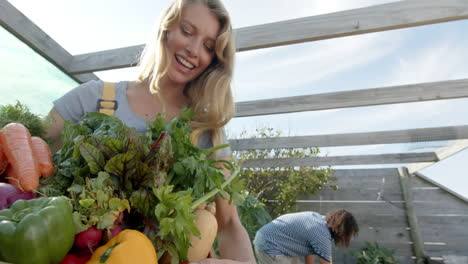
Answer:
44, 108, 65, 154
211, 158, 256, 264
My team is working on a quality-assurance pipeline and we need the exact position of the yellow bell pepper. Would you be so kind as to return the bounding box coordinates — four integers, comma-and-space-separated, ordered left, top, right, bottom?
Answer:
87, 229, 158, 264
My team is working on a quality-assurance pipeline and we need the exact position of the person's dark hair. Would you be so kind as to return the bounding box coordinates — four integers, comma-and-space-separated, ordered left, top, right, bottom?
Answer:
326, 209, 359, 248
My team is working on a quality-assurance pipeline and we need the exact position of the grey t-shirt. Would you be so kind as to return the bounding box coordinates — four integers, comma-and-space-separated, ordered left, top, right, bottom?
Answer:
53, 80, 230, 157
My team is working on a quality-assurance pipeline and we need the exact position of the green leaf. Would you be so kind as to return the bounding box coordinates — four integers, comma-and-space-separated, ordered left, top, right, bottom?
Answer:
98, 211, 118, 229
130, 189, 156, 218
104, 151, 138, 178
100, 137, 124, 156
93, 172, 111, 189
133, 161, 156, 189
72, 211, 89, 234
109, 198, 130, 212
67, 184, 83, 194
96, 190, 109, 207
119, 199, 131, 212
79, 198, 95, 208
0, 101, 47, 139
79, 142, 106, 174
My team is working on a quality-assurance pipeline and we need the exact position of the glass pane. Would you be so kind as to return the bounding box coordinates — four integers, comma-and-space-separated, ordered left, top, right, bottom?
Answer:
421, 149, 468, 199
0, 27, 77, 116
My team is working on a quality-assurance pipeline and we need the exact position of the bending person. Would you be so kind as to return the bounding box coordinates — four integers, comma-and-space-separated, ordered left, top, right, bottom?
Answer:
253, 209, 359, 264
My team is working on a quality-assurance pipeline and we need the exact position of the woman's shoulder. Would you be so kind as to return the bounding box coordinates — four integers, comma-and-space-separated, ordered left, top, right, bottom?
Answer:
76, 79, 105, 95
197, 128, 230, 148
59, 79, 105, 100
53, 80, 105, 122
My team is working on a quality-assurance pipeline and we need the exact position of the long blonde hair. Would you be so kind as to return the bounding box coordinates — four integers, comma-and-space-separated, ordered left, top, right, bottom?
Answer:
137, 0, 235, 152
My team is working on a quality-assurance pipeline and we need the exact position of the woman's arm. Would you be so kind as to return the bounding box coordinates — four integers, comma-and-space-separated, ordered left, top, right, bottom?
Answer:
305, 255, 315, 264
199, 157, 255, 264
44, 108, 65, 154
319, 257, 330, 264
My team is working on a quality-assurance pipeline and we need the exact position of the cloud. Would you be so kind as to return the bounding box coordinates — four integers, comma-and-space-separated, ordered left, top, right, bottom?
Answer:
233, 30, 403, 101
387, 36, 468, 86
351, 30, 468, 129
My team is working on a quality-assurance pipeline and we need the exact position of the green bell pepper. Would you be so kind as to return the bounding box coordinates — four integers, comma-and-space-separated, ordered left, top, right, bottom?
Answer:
0, 196, 75, 264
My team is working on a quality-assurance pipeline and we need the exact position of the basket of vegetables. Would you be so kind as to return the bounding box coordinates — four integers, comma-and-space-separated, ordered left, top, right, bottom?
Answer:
0, 106, 243, 264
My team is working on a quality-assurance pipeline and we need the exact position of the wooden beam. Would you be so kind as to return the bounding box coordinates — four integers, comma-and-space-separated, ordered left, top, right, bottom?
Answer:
407, 139, 468, 173
236, 0, 468, 51
230, 125, 468, 150
0, 0, 99, 83
240, 152, 437, 168
68, 45, 145, 74
234, 78, 468, 117
398, 167, 426, 263
65, 0, 468, 73
331, 168, 399, 177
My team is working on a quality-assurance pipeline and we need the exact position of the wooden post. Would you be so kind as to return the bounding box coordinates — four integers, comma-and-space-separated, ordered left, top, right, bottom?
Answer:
398, 167, 426, 264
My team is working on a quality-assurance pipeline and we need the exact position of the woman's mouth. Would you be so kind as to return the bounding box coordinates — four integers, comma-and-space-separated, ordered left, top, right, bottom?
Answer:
175, 55, 195, 70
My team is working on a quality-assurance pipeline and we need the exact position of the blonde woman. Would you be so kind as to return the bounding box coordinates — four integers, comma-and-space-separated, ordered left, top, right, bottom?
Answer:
46, 0, 255, 263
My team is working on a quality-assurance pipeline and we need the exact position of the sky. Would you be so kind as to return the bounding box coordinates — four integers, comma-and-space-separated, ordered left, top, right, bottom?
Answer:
1, 0, 468, 199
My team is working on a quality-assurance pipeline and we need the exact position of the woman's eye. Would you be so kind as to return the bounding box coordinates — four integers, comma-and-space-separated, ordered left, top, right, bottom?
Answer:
205, 44, 214, 52
181, 26, 191, 35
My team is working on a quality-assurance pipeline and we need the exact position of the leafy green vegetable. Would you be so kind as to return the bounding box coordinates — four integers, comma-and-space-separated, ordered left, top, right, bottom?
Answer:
147, 109, 244, 204
68, 172, 130, 233
39, 107, 243, 262
153, 186, 199, 262
0, 101, 47, 139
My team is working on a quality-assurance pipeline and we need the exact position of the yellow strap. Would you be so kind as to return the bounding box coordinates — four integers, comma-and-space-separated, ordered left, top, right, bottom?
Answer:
99, 82, 117, 116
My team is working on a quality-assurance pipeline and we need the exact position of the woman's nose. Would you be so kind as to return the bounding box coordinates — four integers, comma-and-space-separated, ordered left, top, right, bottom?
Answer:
186, 38, 201, 58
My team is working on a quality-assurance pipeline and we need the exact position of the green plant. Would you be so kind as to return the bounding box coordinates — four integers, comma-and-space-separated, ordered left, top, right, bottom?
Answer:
0, 101, 47, 140
352, 242, 398, 264
238, 193, 272, 241
233, 128, 337, 217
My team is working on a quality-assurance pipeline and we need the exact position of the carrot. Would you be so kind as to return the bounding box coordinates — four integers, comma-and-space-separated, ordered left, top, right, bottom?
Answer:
4, 164, 17, 185
31, 136, 54, 177
0, 134, 8, 175
0, 123, 40, 192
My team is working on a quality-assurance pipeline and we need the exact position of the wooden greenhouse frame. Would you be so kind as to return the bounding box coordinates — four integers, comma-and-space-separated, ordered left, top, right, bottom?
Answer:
1, 0, 467, 263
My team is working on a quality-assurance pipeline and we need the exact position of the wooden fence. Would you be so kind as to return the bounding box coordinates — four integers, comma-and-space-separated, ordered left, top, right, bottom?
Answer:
2, 0, 468, 263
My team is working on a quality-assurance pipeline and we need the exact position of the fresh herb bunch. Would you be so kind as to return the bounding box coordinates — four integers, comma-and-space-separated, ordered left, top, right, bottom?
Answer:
0, 101, 47, 139
39, 108, 244, 262
146, 108, 244, 203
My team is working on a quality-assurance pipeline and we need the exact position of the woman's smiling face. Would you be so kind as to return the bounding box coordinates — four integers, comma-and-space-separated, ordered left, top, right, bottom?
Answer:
165, 2, 220, 86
